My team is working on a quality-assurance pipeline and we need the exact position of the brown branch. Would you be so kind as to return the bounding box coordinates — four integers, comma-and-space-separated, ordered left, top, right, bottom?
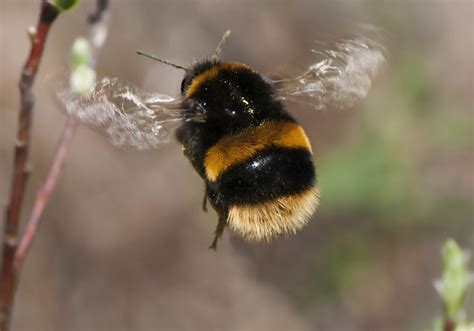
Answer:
14, 0, 110, 274
0, 1, 60, 329
14, 2, 111, 274
0, 1, 110, 329
88, 0, 109, 24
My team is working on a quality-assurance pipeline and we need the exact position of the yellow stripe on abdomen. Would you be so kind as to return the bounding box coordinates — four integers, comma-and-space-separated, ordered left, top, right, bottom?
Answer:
204, 121, 312, 181
227, 186, 320, 242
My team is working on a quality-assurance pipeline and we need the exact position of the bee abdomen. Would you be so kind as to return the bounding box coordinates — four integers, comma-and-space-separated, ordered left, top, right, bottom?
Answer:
227, 186, 319, 242
212, 147, 316, 204
208, 147, 319, 242
204, 121, 319, 241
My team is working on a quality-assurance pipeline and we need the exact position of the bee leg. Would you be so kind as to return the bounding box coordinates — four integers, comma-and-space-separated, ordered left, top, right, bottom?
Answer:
209, 214, 227, 251
202, 187, 208, 212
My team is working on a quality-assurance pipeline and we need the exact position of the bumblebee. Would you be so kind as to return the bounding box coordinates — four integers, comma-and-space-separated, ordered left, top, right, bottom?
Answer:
173, 38, 319, 249
58, 30, 384, 249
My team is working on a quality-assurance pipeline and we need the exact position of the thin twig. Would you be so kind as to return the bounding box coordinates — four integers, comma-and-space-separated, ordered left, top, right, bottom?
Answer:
444, 319, 455, 331
88, 0, 109, 24
13, 0, 110, 275
0, 1, 110, 329
0, 1, 60, 328
13, 116, 77, 272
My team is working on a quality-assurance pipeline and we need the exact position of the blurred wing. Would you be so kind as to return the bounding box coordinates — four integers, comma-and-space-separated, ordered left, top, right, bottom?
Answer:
56, 77, 199, 149
273, 35, 386, 110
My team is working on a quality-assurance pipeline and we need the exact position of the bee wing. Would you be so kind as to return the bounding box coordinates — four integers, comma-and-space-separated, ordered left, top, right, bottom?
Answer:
56, 77, 199, 149
272, 35, 386, 110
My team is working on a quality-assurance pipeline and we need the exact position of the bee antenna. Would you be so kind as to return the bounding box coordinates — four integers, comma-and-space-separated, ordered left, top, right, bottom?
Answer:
211, 30, 231, 60
136, 50, 189, 71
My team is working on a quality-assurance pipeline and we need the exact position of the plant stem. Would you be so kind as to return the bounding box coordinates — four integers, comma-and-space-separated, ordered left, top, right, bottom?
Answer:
444, 318, 455, 331
0, 1, 110, 329
0, 1, 59, 329
13, 116, 77, 273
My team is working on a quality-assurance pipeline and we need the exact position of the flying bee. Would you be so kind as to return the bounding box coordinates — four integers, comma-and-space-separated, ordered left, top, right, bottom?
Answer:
57, 30, 385, 249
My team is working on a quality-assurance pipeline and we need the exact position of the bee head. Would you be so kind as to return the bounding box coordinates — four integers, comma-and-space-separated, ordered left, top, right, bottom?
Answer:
136, 31, 231, 96
181, 30, 232, 95
180, 58, 220, 95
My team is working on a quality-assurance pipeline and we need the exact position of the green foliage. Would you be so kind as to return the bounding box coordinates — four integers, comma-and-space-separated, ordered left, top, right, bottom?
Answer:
49, 0, 78, 11
432, 239, 473, 331
310, 51, 473, 329
319, 136, 414, 217
316, 234, 375, 297
397, 52, 436, 109
317, 52, 473, 229
437, 240, 473, 321
289, 233, 376, 308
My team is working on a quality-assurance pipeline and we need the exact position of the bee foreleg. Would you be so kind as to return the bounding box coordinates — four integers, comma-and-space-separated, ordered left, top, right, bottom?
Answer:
209, 214, 227, 251
202, 187, 208, 212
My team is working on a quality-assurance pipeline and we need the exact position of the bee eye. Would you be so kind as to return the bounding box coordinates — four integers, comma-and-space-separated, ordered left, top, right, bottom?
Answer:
224, 108, 237, 116
180, 78, 186, 93
198, 102, 208, 115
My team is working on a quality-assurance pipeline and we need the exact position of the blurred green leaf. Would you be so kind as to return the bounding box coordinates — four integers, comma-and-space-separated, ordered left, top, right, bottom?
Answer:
318, 136, 416, 219
71, 37, 92, 67
289, 233, 375, 308
435, 239, 473, 320
397, 53, 436, 110
69, 37, 95, 96
318, 50, 472, 230
69, 64, 96, 96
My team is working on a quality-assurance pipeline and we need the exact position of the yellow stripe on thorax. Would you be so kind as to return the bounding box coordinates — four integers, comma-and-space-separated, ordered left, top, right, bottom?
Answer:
185, 62, 250, 98
204, 121, 312, 181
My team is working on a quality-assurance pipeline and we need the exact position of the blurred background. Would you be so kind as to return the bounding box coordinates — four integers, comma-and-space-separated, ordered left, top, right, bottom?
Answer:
0, 1, 473, 330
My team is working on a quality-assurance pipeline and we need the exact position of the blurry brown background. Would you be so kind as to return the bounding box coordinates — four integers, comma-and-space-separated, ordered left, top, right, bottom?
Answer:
1, 1, 473, 330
